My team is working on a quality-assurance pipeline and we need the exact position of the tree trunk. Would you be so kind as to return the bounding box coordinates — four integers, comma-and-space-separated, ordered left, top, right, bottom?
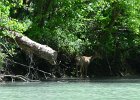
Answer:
0, 27, 57, 65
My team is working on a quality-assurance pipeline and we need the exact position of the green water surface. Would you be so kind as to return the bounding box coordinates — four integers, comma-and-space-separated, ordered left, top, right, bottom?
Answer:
0, 79, 140, 100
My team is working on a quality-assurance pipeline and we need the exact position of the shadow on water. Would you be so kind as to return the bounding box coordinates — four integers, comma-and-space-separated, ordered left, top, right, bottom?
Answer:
1, 76, 140, 87
42, 76, 140, 83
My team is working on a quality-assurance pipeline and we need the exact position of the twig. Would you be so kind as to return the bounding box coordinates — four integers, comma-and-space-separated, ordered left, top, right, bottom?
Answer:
5, 58, 52, 76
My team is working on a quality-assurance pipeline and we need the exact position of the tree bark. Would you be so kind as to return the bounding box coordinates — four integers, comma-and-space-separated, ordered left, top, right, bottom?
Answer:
0, 27, 57, 65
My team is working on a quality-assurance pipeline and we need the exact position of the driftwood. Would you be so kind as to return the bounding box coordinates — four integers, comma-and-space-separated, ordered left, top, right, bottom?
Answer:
0, 74, 40, 82
0, 27, 57, 65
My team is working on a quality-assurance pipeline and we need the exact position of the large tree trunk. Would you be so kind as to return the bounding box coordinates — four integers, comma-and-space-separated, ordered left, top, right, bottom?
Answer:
0, 27, 57, 65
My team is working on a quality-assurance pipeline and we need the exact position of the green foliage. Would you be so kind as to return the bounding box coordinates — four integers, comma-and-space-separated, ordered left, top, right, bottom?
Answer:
28, 0, 140, 56
0, 0, 140, 69
0, 0, 31, 34
28, 0, 93, 55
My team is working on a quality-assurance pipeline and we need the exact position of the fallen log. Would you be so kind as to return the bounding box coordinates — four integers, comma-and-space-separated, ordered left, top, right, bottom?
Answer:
0, 27, 57, 65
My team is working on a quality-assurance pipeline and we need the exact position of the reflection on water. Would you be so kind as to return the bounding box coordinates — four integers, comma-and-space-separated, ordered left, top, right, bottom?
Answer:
0, 79, 140, 100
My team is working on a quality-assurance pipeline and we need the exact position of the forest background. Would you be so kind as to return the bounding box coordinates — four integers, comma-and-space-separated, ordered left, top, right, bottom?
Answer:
0, 0, 140, 80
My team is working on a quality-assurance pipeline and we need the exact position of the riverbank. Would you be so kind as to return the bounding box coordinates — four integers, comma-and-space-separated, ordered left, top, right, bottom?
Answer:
1, 73, 140, 83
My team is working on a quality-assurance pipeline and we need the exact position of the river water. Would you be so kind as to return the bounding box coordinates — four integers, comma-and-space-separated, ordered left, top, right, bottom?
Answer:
0, 79, 140, 100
